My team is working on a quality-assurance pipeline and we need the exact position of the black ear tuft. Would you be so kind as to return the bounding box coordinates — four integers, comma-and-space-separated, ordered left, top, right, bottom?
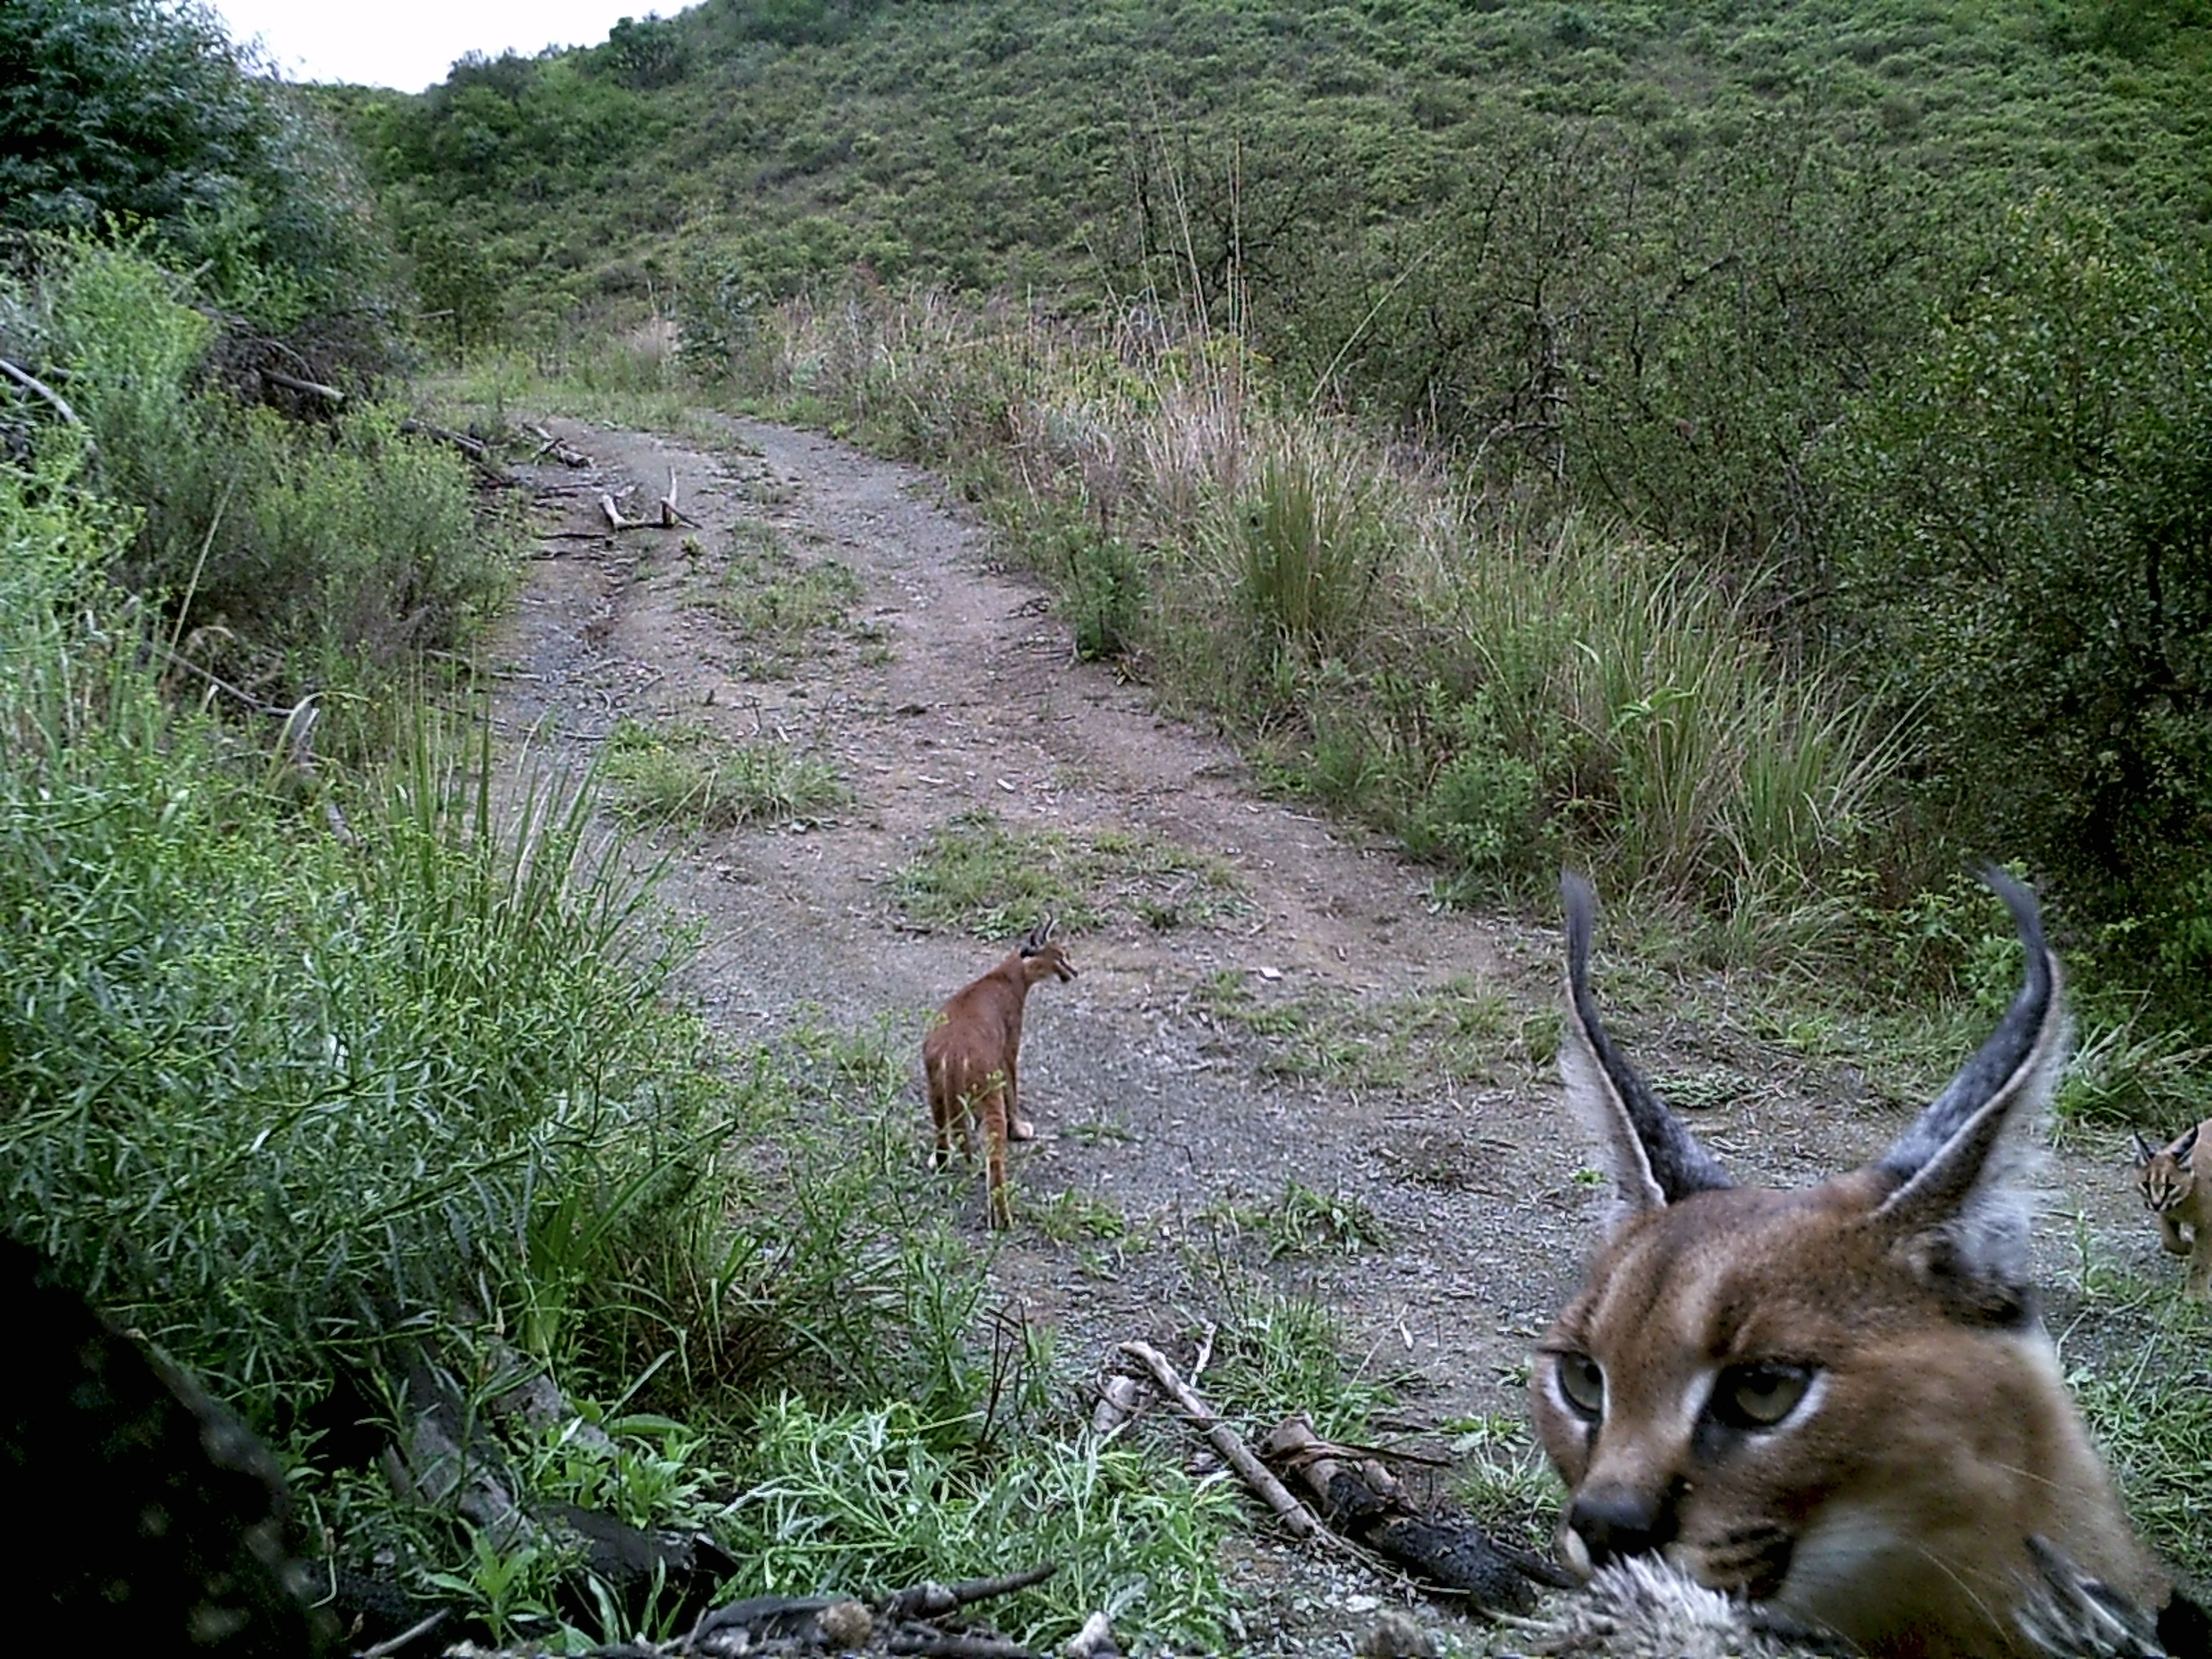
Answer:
1871, 868, 2069, 1297
1557, 874, 1731, 1220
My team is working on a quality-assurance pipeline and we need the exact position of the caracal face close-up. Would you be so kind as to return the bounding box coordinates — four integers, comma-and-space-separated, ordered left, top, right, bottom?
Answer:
1532, 871, 2185, 1659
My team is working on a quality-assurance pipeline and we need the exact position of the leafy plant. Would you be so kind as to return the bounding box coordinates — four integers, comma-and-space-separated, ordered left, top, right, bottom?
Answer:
717, 1397, 1236, 1650
1819, 201, 2212, 1016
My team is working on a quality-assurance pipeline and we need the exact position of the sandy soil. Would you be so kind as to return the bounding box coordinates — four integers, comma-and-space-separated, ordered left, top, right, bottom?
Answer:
485, 413, 2171, 1655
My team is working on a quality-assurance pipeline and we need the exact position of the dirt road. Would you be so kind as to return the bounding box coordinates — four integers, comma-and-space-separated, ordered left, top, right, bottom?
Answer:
487, 412, 2167, 1651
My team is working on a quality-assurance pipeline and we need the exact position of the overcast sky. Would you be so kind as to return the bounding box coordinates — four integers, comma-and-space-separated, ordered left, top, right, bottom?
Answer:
207, 0, 667, 94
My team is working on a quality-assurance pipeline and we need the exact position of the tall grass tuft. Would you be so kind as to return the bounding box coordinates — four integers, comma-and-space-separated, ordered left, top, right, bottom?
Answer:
0, 455, 695, 1412
717, 284, 1899, 943
1408, 521, 1893, 919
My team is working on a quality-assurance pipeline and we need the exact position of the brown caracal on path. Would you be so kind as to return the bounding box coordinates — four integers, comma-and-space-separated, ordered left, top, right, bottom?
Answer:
923, 917, 1075, 1227
2134, 1118, 2212, 1301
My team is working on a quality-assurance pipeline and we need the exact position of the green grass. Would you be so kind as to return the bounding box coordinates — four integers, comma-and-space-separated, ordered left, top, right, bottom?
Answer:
1191, 969, 1519, 1088
428, 342, 728, 449
714, 1396, 1237, 1651
2061, 1254, 2212, 1586
1444, 1413, 1564, 1557
1204, 1180, 1391, 1261
893, 807, 1247, 938
689, 525, 865, 677
1199, 1281, 1394, 1444
36, 243, 514, 753
602, 715, 846, 830
4, 333, 1249, 1649
1027, 1187, 1131, 1245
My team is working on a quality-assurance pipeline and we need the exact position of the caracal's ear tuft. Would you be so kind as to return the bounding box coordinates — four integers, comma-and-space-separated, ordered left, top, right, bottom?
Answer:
1558, 874, 1732, 1225
2133, 1131, 2161, 1169
1871, 868, 2069, 1299
1021, 915, 1057, 957
2176, 1122, 2201, 1162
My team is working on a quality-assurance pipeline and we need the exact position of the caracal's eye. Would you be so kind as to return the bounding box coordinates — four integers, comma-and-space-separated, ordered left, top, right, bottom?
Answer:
1554, 1352, 1605, 1420
1714, 1361, 1815, 1429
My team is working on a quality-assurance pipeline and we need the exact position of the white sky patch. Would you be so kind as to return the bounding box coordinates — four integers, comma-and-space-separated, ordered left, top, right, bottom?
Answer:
206, 0, 670, 94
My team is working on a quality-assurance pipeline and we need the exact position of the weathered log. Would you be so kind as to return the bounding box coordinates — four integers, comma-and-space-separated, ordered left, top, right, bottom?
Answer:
1257, 1416, 1569, 1614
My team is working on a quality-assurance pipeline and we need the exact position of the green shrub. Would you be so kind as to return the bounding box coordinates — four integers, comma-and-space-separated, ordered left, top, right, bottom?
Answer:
37, 242, 511, 729
1818, 199, 2212, 1018
0, 0, 390, 329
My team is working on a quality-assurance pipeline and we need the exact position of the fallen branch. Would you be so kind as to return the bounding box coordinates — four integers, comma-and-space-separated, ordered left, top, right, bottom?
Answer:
882, 1564, 1058, 1621
600, 492, 634, 530
1090, 1370, 1150, 1436
884, 1638, 1037, 1658
398, 416, 515, 481
358, 1608, 447, 1659
274, 696, 362, 850
263, 367, 345, 405
658, 465, 694, 527
1062, 1611, 1121, 1659
0, 356, 86, 433
1118, 1341, 1320, 1540
527, 422, 591, 467
686, 1566, 1057, 1658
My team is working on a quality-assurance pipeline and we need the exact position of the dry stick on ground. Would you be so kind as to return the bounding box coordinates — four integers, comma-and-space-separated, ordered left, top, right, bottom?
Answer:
0, 356, 87, 434
1116, 1341, 1325, 1542
881, 1565, 1059, 1621
396, 416, 515, 482
659, 465, 690, 527
527, 422, 591, 467
262, 367, 344, 404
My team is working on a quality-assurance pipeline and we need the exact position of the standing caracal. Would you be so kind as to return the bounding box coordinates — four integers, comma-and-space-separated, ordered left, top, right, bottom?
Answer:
2134, 1118, 2212, 1301
923, 917, 1075, 1227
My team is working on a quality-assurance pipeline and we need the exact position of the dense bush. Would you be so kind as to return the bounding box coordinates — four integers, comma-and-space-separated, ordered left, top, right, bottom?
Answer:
0, 456, 684, 1411
1817, 201, 2212, 1014
0, 0, 388, 331
27, 242, 509, 731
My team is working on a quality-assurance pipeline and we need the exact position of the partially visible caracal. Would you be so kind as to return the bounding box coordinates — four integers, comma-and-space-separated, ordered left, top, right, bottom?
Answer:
2134, 1118, 2212, 1301
1534, 870, 2204, 1659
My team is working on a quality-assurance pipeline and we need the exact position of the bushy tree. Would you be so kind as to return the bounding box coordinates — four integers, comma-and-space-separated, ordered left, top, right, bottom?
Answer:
0, 0, 387, 330
1818, 200, 2212, 1012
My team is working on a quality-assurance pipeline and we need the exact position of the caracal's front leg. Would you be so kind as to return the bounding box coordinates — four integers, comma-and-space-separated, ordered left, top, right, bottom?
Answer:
2158, 1213, 2192, 1255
